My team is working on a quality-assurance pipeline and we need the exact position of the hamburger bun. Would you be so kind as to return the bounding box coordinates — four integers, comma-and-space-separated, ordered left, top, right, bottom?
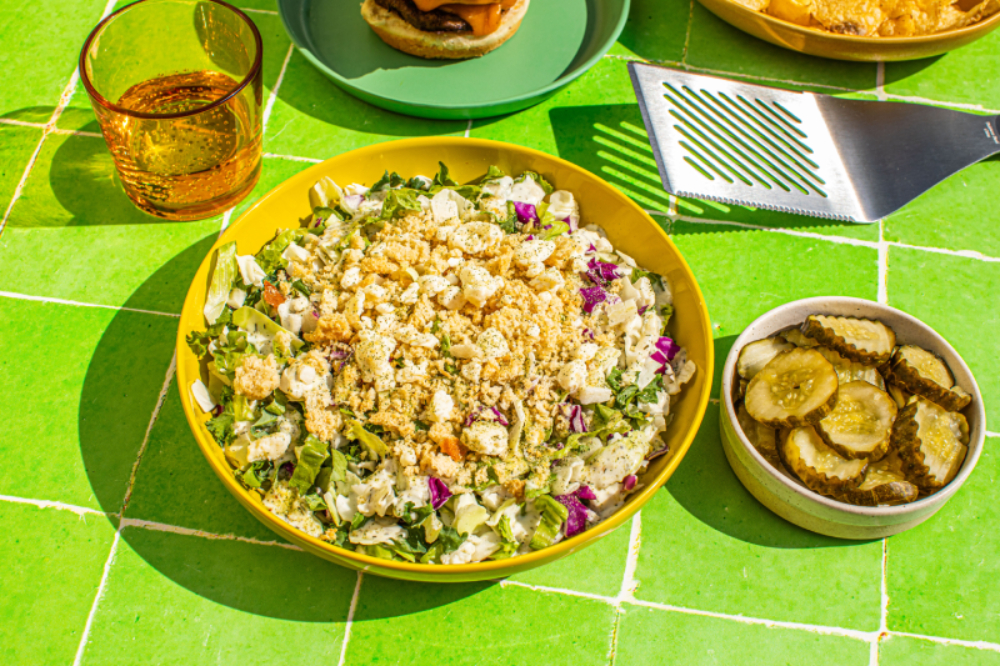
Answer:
361, 0, 530, 59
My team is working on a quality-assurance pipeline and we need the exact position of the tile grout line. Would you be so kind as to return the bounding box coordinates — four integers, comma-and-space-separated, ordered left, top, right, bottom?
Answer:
219, 41, 297, 236
0, 0, 118, 240
72, 530, 121, 666
262, 43, 295, 135
51, 128, 104, 139
7, 486, 1000, 656
0, 117, 48, 130
120, 517, 301, 551
464, 119, 473, 138
877, 538, 891, 662
337, 572, 365, 666
877, 220, 888, 304
680, 0, 695, 63
607, 511, 644, 665
874, 63, 887, 101
73, 349, 178, 665
239, 7, 279, 14
0, 494, 111, 519
120, 353, 177, 514
264, 151, 322, 163
677, 214, 1000, 264
888, 631, 1000, 653
604, 52, 1000, 114
0, 290, 180, 318
987, 431, 1000, 438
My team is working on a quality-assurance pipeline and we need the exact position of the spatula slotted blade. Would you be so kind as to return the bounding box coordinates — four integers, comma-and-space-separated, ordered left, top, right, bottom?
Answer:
629, 63, 1000, 223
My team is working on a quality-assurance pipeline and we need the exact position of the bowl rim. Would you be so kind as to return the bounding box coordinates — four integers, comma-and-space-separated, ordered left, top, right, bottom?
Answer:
721, 296, 986, 518
175, 136, 714, 577
706, 0, 1000, 45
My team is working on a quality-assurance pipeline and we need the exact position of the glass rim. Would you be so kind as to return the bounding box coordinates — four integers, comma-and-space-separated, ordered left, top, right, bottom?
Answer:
78, 0, 264, 121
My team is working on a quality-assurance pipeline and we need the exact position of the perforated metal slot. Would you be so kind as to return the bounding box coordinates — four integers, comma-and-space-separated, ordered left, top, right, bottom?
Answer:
661, 82, 827, 197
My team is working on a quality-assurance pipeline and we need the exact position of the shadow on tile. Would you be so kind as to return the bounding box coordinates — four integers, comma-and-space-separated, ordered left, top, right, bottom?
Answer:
547, 102, 869, 238
665, 400, 867, 549
881, 54, 943, 90
78, 238, 489, 618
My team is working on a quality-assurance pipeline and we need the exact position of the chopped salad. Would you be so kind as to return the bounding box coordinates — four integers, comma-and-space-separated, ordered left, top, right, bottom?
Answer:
187, 162, 696, 564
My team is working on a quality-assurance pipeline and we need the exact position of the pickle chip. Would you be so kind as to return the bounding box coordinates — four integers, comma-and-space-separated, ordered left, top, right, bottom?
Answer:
886, 383, 911, 410
744, 348, 840, 428
737, 337, 794, 381
816, 380, 897, 461
737, 402, 781, 468
893, 397, 969, 490
815, 346, 886, 390
780, 426, 868, 495
886, 345, 972, 412
838, 452, 919, 506
780, 328, 820, 348
801, 315, 896, 365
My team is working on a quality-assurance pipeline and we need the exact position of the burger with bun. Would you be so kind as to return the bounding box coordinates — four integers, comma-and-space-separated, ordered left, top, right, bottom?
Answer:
361, 0, 530, 59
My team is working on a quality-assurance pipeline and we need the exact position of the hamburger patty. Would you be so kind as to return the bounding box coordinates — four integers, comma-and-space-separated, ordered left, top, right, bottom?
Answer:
373, 0, 473, 32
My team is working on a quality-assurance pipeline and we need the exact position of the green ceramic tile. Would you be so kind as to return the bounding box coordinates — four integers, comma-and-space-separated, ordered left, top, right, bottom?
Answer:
263, 50, 465, 161
609, 0, 690, 62
510, 518, 632, 598
0, 123, 41, 217
0, 502, 117, 666
237, 0, 279, 12
472, 58, 675, 211
0, 134, 219, 312
685, 3, 877, 90
633, 404, 883, 630
0, 298, 175, 512
885, 438, 1000, 643
59, 7, 293, 132
884, 157, 1000, 257
615, 605, 871, 665
0, 0, 106, 124
885, 246, 1000, 426
879, 634, 1000, 666
229, 153, 315, 221
125, 378, 286, 543
79, 527, 355, 665
345, 577, 615, 665
884, 30, 1000, 110
669, 220, 879, 396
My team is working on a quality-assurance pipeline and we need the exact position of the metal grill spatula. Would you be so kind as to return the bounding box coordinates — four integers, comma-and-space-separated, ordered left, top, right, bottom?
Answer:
628, 62, 1000, 223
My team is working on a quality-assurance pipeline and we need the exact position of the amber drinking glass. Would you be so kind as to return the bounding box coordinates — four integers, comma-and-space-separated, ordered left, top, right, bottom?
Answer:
80, 0, 263, 221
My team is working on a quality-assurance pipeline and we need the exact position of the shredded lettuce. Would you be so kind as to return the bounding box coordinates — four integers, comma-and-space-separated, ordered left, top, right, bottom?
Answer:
490, 515, 520, 559
530, 495, 568, 550
257, 228, 307, 275
371, 170, 407, 192
203, 241, 238, 325
232, 306, 304, 351
347, 419, 388, 459
375, 188, 422, 224
289, 435, 330, 493
516, 170, 554, 195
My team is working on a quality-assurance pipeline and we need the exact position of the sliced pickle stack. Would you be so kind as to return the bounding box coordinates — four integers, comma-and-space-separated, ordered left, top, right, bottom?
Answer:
733, 313, 974, 507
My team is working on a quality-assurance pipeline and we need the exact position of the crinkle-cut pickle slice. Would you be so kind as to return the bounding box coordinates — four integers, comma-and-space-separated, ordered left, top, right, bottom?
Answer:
744, 348, 839, 428
838, 452, 919, 506
780, 327, 820, 348
886, 345, 972, 412
737, 337, 793, 381
814, 346, 885, 390
887, 383, 911, 410
816, 380, 897, 461
801, 315, 896, 365
737, 402, 781, 467
780, 426, 868, 495
893, 397, 969, 490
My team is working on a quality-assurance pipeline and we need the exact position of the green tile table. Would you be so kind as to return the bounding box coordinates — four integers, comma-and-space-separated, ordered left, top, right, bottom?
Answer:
1, 0, 998, 664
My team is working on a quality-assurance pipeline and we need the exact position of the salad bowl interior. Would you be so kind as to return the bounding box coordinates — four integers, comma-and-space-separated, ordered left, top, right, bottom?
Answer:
176, 137, 713, 582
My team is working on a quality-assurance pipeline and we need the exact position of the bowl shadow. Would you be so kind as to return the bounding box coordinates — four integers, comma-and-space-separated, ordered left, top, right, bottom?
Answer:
79, 237, 488, 621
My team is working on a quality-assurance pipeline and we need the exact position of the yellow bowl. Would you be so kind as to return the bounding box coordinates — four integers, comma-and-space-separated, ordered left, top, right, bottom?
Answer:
698, 0, 1000, 61
175, 137, 714, 583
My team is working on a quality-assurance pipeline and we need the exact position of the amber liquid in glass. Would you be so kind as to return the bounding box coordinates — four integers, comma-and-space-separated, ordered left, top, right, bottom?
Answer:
106, 70, 260, 220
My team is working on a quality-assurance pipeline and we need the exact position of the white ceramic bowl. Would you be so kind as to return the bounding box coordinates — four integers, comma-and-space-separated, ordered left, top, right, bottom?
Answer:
720, 297, 986, 540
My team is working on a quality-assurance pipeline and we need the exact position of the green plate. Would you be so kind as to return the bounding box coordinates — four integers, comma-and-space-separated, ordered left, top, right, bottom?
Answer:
277, 0, 630, 119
